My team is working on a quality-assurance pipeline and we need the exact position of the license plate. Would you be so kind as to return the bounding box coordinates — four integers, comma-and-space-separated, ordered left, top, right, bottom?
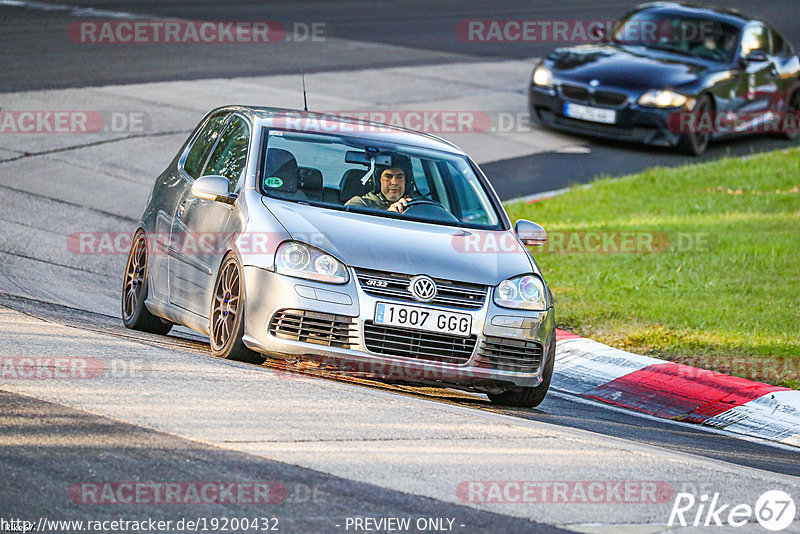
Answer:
564, 102, 617, 124
374, 302, 472, 338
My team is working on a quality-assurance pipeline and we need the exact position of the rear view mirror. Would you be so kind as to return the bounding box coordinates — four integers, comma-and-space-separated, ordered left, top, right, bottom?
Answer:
515, 219, 547, 246
345, 151, 391, 166
192, 175, 236, 204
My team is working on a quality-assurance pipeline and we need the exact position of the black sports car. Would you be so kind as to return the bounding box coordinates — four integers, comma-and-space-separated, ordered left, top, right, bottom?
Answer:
528, 2, 800, 155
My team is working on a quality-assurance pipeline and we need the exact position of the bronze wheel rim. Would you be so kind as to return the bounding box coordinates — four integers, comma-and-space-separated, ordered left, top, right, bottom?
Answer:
211, 259, 240, 351
123, 235, 147, 320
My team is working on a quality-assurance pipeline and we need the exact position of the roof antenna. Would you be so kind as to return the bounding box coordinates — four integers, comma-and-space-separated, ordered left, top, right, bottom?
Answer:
301, 68, 308, 112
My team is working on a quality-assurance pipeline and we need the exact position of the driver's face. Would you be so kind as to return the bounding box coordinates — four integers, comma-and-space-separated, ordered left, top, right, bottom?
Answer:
380, 168, 406, 202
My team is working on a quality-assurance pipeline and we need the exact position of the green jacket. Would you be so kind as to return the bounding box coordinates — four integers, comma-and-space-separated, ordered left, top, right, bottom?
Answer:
345, 191, 391, 210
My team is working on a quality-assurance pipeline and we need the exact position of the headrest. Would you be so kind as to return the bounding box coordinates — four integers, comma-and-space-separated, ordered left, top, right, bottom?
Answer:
298, 167, 323, 191
339, 168, 370, 203
263, 148, 298, 192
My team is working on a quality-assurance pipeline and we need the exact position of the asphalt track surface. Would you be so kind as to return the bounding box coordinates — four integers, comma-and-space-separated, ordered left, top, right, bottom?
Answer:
1, 1, 799, 532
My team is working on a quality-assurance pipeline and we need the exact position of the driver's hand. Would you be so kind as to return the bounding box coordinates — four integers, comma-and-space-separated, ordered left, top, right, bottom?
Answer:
388, 197, 411, 213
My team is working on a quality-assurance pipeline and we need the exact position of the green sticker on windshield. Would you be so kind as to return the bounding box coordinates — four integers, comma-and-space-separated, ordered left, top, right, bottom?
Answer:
265, 177, 284, 188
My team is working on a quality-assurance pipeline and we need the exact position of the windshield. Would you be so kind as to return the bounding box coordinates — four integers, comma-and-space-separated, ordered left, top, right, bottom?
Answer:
259, 129, 502, 229
612, 11, 739, 63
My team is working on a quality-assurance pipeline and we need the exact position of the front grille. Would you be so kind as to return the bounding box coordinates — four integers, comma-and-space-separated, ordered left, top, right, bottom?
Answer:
363, 322, 477, 365
554, 115, 634, 136
593, 90, 627, 108
475, 336, 543, 373
561, 84, 589, 102
269, 309, 356, 348
561, 84, 627, 109
355, 268, 487, 310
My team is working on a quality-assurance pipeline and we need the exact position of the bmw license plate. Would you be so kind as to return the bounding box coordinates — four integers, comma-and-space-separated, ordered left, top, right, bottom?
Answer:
374, 302, 472, 337
564, 102, 616, 124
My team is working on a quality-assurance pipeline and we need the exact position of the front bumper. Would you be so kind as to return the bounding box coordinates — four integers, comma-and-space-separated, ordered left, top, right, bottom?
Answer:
241, 265, 555, 394
529, 85, 684, 147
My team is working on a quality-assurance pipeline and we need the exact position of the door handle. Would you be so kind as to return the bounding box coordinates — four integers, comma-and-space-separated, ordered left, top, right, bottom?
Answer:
177, 201, 187, 219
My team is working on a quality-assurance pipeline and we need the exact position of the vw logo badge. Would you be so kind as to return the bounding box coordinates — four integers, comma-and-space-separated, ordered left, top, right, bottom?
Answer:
409, 275, 437, 302
589, 79, 600, 87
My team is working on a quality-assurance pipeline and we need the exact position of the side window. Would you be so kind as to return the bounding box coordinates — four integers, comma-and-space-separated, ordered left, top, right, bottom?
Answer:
411, 157, 430, 196
183, 114, 229, 179
770, 29, 791, 57
202, 116, 251, 194
740, 24, 771, 56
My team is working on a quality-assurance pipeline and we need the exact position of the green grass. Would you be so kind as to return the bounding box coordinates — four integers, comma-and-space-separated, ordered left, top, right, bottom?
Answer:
505, 148, 800, 388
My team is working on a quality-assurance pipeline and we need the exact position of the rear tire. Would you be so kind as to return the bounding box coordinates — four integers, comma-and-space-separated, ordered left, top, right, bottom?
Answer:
209, 253, 265, 364
122, 230, 173, 335
488, 340, 555, 408
677, 94, 712, 156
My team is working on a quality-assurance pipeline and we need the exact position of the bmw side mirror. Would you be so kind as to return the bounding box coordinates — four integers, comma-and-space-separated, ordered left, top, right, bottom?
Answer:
515, 219, 547, 246
743, 50, 769, 63
191, 175, 236, 204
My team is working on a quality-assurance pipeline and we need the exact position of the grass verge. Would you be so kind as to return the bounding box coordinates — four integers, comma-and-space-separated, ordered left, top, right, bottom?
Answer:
505, 147, 800, 388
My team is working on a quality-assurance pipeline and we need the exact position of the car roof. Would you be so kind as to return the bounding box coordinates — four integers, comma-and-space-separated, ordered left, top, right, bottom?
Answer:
212, 105, 467, 155
632, 2, 754, 29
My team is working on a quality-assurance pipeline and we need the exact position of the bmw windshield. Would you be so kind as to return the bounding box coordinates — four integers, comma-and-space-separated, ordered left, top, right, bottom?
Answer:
612, 10, 740, 63
258, 129, 504, 230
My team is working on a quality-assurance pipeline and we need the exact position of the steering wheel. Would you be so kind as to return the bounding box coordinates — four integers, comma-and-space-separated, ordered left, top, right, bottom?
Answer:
689, 43, 725, 62
400, 198, 459, 223
403, 198, 447, 211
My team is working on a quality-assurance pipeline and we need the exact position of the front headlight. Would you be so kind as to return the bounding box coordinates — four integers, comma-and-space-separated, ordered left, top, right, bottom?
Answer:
532, 65, 554, 88
638, 89, 687, 108
493, 274, 547, 311
275, 241, 349, 284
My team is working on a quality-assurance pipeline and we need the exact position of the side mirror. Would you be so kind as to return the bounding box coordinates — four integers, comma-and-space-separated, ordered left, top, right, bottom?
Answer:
191, 175, 236, 204
743, 50, 769, 63
515, 219, 547, 247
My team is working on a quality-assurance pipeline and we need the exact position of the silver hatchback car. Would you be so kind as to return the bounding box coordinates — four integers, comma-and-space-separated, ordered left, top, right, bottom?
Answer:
123, 106, 555, 407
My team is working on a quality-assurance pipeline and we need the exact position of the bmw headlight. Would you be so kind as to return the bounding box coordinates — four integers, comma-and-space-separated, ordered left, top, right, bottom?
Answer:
532, 65, 554, 88
275, 241, 349, 284
638, 89, 687, 108
494, 275, 547, 311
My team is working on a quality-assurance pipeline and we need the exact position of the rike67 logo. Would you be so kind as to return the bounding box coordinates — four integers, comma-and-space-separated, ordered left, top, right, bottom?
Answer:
669, 490, 796, 531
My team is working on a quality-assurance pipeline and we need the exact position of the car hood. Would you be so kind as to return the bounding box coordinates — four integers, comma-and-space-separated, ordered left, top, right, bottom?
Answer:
550, 44, 707, 91
264, 199, 536, 285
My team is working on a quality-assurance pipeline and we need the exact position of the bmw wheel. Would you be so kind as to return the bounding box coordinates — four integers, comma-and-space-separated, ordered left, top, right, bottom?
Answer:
210, 253, 265, 364
122, 230, 173, 334
677, 94, 712, 156
783, 90, 800, 141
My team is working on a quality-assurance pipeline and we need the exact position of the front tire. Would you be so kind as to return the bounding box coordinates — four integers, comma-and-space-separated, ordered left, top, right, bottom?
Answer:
209, 253, 265, 364
783, 90, 800, 141
122, 230, 173, 335
488, 340, 555, 408
677, 94, 712, 156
